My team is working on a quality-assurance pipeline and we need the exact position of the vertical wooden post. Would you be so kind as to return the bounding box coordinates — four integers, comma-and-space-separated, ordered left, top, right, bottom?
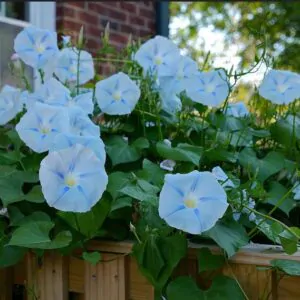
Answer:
84, 253, 126, 300
0, 267, 13, 300
26, 251, 69, 300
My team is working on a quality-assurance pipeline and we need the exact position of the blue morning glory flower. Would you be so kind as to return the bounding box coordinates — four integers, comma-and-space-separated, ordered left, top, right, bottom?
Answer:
69, 107, 100, 136
95, 72, 140, 115
14, 26, 59, 69
212, 166, 235, 189
293, 182, 300, 200
159, 88, 182, 114
16, 102, 70, 153
134, 35, 180, 77
54, 47, 95, 84
69, 91, 94, 114
232, 190, 256, 222
50, 133, 106, 164
62, 35, 71, 47
258, 70, 300, 105
186, 70, 229, 107
26, 78, 71, 110
225, 102, 249, 118
159, 171, 228, 234
159, 55, 198, 94
160, 159, 176, 172
39, 144, 108, 212
0, 85, 23, 125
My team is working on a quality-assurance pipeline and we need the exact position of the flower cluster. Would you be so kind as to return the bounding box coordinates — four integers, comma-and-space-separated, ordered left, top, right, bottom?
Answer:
0, 24, 299, 250
11, 27, 114, 212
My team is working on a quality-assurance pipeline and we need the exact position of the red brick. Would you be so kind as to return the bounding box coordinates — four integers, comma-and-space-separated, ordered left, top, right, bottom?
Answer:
110, 32, 128, 45
86, 25, 101, 39
147, 20, 156, 31
77, 11, 99, 26
86, 38, 100, 50
57, 1, 156, 54
129, 15, 145, 27
139, 29, 153, 39
100, 19, 119, 31
69, 2, 85, 9
57, 19, 82, 34
120, 24, 139, 36
119, 2, 137, 13
56, 5, 76, 18
139, 8, 154, 19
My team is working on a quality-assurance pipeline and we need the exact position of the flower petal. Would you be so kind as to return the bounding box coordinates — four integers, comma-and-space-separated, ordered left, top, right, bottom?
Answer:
39, 144, 108, 212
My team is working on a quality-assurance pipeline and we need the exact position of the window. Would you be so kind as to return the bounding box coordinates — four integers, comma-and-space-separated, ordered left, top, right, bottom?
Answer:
0, 2, 55, 88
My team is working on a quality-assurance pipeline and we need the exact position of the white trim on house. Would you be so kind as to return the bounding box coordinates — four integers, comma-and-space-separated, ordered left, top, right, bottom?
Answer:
29, 2, 56, 30
0, 2, 56, 30
0, 2, 56, 88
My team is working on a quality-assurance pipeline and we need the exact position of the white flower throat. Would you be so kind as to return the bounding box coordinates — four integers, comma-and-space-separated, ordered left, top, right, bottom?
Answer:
40, 126, 50, 134
276, 84, 289, 93
183, 192, 198, 208
154, 55, 162, 65
205, 83, 216, 93
65, 173, 78, 187
69, 64, 77, 75
35, 42, 46, 54
113, 91, 121, 101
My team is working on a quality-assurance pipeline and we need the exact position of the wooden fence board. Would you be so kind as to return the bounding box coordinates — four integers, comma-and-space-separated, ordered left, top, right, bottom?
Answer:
84, 253, 126, 300
0, 267, 13, 300
1, 242, 300, 300
26, 252, 68, 300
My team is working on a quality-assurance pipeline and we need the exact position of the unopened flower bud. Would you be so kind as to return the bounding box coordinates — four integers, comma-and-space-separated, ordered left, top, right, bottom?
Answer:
10, 53, 22, 72
127, 33, 132, 47
77, 26, 84, 48
104, 22, 110, 43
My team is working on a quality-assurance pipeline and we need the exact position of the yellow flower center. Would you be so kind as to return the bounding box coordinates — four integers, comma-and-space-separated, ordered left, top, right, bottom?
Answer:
154, 55, 162, 65
184, 193, 198, 208
184, 199, 197, 208
113, 91, 121, 101
40, 127, 50, 134
35, 43, 45, 54
65, 174, 77, 187
205, 83, 215, 93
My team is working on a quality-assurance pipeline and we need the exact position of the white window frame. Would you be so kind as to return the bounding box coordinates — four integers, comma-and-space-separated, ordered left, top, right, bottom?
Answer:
0, 2, 56, 30
0, 2, 56, 88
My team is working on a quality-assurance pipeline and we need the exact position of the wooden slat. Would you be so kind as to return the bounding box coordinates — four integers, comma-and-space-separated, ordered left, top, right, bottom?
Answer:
84, 253, 126, 300
69, 256, 84, 293
128, 257, 154, 300
278, 275, 300, 300
26, 251, 69, 300
223, 263, 274, 300
13, 258, 26, 285
0, 267, 13, 300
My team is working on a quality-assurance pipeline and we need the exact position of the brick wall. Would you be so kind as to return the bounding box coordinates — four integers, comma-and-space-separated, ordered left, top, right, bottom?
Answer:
56, 1, 156, 53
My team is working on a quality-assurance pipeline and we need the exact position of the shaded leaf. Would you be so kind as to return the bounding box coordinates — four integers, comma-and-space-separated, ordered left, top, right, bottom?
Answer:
204, 220, 249, 257
83, 251, 102, 266
197, 247, 225, 272
156, 142, 203, 166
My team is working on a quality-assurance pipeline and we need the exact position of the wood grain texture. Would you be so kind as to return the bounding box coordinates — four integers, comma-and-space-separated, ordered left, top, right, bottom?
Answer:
69, 256, 84, 293
26, 251, 69, 300
2, 241, 300, 300
84, 253, 126, 300
0, 267, 13, 300
128, 257, 154, 300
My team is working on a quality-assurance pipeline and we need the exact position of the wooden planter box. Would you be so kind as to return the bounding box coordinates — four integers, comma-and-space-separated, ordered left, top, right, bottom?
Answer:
1, 241, 300, 300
